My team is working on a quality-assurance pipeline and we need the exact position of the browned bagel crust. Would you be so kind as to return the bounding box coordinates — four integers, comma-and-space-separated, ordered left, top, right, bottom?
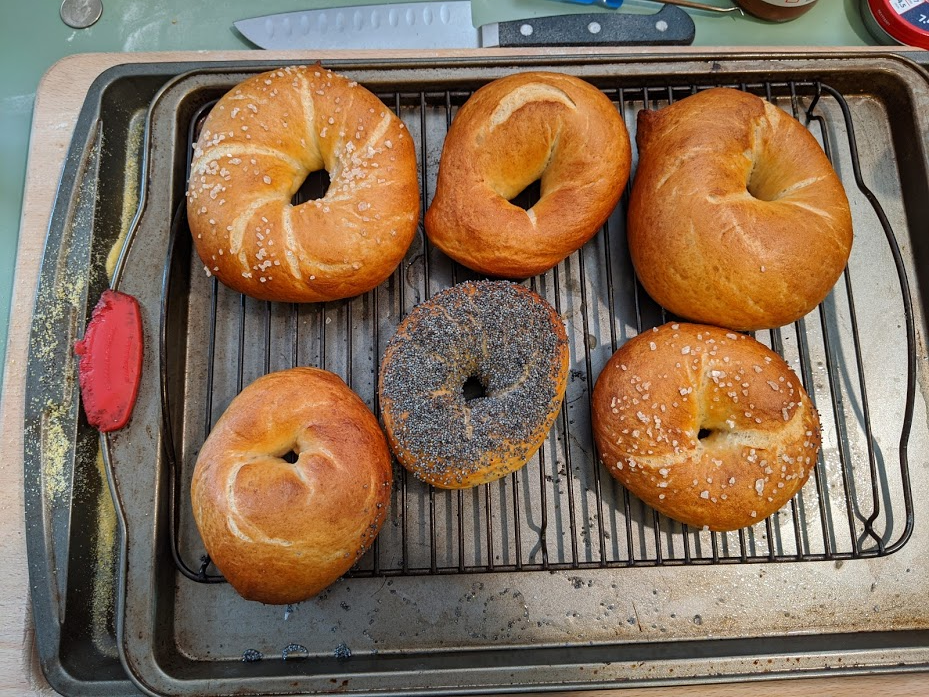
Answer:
628, 87, 853, 331
425, 72, 631, 278
187, 65, 419, 302
592, 323, 821, 532
191, 368, 392, 604
379, 281, 570, 489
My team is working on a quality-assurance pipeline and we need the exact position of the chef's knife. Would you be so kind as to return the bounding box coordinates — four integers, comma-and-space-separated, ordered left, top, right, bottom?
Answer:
234, 1, 695, 50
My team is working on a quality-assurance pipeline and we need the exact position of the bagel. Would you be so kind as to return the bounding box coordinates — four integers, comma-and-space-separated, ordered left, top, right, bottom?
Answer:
628, 87, 853, 331
425, 71, 631, 278
378, 281, 570, 488
591, 323, 821, 532
191, 368, 392, 604
187, 65, 420, 302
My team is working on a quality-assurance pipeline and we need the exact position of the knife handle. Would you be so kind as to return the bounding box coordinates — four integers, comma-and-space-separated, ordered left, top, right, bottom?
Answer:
495, 6, 695, 47
550, 0, 626, 8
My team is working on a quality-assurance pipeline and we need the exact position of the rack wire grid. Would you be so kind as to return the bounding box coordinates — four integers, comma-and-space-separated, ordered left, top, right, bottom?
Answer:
162, 76, 916, 585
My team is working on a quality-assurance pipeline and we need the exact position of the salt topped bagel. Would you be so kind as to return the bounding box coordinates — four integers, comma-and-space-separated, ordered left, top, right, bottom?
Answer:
191, 368, 392, 604
425, 71, 631, 278
628, 87, 853, 331
187, 65, 419, 302
592, 323, 821, 532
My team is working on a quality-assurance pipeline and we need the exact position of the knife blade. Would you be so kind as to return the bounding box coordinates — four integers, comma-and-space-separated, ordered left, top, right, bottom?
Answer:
233, 1, 695, 50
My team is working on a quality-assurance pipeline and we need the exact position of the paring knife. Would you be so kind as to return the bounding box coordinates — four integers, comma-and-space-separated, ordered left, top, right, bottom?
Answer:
233, 1, 696, 50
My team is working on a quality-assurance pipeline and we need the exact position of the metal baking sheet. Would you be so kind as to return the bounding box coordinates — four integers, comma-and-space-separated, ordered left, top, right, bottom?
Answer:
25, 53, 929, 696
111, 54, 929, 695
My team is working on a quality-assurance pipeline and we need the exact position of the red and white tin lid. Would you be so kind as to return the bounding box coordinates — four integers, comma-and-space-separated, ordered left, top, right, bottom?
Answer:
864, 0, 929, 49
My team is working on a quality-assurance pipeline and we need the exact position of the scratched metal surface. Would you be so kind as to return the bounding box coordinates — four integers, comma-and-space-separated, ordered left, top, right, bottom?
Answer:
100, 55, 929, 695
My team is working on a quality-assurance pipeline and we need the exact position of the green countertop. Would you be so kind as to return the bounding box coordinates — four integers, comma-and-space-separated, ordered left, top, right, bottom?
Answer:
0, 0, 874, 373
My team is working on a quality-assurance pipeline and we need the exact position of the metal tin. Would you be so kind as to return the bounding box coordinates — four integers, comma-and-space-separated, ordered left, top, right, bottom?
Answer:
862, 0, 929, 49
735, 0, 818, 22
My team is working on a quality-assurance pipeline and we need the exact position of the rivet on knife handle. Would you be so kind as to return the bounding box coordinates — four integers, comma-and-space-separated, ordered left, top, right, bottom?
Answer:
494, 5, 695, 47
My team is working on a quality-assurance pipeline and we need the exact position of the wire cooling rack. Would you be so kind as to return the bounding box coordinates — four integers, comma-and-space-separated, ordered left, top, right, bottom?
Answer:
162, 77, 915, 585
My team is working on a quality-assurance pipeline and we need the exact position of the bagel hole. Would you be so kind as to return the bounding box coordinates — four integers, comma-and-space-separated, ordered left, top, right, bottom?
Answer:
292, 168, 332, 205
281, 450, 299, 464
746, 168, 782, 203
508, 179, 542, 211
462, 375, 487, 403
697, 428, 713, 441
747, 180, 777, 202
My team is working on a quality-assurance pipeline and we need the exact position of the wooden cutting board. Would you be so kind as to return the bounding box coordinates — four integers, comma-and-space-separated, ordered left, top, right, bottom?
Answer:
3, 48, 927, 697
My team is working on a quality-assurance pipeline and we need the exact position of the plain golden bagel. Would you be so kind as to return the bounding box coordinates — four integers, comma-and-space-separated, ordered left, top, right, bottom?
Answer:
628, 87, 853, 331
592, 323, 821, 532
191, 368, 392, 604
187, 65, 420, 302
425, 71, 631, 278
379, 281, 570, 489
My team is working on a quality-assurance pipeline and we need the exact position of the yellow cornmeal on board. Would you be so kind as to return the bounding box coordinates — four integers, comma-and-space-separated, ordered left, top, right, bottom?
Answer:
91, 449, 118, 656
39, 110, 144, 503
41, 407, 71, 501
29, 107, 143, 655
34, 274, 83, 502
105, 111, 145, 280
